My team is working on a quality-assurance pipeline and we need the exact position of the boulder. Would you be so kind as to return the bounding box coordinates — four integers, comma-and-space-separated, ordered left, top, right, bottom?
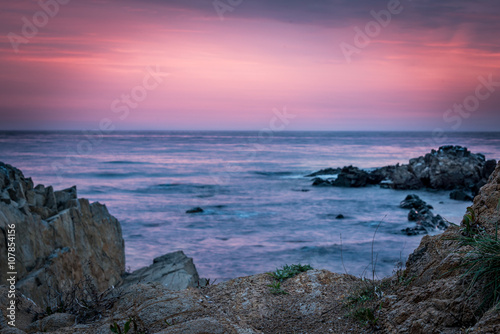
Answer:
400, 194, 432, 210
400, 195, 448, 235
332, 166, 370, 187
0, 162, 125, 309
311, 177, 334, 186
450, 189, 474, 201
28, 313, 75, 332
121, 251, 202, 291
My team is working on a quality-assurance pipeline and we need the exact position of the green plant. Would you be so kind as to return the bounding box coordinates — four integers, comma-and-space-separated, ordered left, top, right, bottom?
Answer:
351, 307, 378, 327
110, 319, 130, 334
461, 207, 478, 236
269, 264, 313, 282
266, 263, 312, 295
267, 281, 288, 295
454, 224, 500, 312
344, 281, 383, 328
110, 317, 147, 334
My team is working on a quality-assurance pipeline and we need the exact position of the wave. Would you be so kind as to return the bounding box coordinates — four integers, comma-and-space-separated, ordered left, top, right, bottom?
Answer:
252, 171, 296, 177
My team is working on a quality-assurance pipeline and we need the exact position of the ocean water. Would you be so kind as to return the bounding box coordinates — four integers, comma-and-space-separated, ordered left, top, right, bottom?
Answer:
1, 131, 499, 280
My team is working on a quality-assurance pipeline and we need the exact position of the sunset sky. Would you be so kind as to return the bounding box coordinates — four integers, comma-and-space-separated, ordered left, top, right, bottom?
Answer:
1, 0, 499, 131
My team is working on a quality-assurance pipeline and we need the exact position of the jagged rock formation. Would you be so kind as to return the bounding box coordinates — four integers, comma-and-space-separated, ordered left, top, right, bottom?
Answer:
0, 162, 125, 308
0, 162, 205, 333
400, 194, 448, 235
382, 161, 500, 333
309, 146, 497, 199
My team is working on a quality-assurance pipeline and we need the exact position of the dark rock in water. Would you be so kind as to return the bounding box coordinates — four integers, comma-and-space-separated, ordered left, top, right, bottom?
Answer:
450, 189, 473, 201
186, 207, 204, 214
306, 167, 342, 177
402, 226, 426, 236
408, 208, 419, 221
310, 146, 496, 192
401, 195, 448, 235
336, 214, 345, 219
400, 194, 433, 210
311, 177, 334, 186
380, 165, 424, 190
332, 166, 370, 188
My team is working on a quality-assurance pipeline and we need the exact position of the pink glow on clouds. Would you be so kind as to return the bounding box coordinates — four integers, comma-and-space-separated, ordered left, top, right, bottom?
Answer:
0, 0, 499, 130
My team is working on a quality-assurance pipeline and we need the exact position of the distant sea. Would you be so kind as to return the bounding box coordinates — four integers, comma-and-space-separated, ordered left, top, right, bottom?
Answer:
1, 131, 499, 280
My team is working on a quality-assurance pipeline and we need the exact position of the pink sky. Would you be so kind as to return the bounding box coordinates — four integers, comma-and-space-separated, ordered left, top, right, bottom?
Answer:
1, 0, 499, 131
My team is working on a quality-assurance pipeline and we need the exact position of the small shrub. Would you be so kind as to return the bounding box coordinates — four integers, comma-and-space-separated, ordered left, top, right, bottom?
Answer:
267, 263, 313, 295
269, 264, 313, 282
110, 316, 148, 334
452, 200, 500, 313
344, 281, 383, 328
267, 281, 288, 295
45, 275, 122, 323
352, 307, 378, 327
454, 227, 500, 311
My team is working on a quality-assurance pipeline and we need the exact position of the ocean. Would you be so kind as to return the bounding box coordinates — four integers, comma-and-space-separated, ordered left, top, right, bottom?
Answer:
1, 131, 499, 280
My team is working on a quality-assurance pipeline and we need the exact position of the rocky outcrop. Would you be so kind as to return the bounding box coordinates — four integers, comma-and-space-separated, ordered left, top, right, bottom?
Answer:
6, 271, 364, 334
306, 167, 341, 177
382, 161, 500, 333
400, 194, 448, 235
121, 251, 202, 291
0, 162, 125, 309
309, 146, 497, 197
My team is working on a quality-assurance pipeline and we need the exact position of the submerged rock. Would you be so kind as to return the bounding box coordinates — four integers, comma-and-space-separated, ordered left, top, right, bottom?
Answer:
450, 188, 474, 201
186, 207, 204, 214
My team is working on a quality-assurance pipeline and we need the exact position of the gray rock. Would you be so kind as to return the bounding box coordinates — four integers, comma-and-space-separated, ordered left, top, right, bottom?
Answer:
0, 162, 125, 309
332, 166, 369, 187
121, 251, 201, 291
401, 195, 449, 235
155, 317, 227, 334
28, 313, 75, 332
54, 186, 77, 211
450, 189, 473, 201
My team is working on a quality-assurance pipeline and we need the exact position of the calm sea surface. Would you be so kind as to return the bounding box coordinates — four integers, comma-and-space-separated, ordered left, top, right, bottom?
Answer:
1, 131, 499, 280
